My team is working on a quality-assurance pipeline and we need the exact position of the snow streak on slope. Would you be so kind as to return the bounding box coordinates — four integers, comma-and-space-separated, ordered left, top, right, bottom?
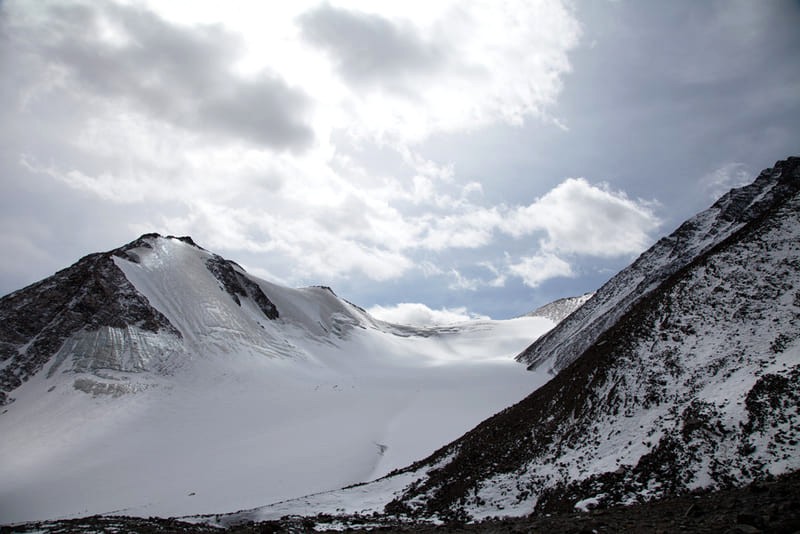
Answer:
517, 157, 800, 374
0, 235, 555, 524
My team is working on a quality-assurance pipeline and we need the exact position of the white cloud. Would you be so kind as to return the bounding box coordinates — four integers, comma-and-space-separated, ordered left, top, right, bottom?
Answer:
502, 178, 661, 257
447, 269, 481, 291
700, 162, 752, 201
3, 0, 665, 299
1, 0, 584, 288
367, 302, 489, 326
508, 252, 574, 288
295, 0, 581, 144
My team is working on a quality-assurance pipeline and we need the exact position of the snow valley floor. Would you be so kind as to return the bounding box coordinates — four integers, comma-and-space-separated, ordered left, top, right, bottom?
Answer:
0, 235, 556, 524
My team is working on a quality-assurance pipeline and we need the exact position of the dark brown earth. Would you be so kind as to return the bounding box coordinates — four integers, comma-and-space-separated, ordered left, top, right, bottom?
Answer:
368, 471, 800, 534
4, 470, 799, 533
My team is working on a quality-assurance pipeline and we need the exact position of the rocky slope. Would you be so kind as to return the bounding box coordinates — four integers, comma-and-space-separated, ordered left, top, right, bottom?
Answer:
0, 234, 181, 405
221, 157, 800, 527
379, 157, 800, 519
517, 157, 800, 374
0, 234, 289, 406
7, 470, 800, 533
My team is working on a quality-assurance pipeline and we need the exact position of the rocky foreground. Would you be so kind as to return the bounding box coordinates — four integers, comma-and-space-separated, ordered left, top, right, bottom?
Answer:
4, 469, 799, 533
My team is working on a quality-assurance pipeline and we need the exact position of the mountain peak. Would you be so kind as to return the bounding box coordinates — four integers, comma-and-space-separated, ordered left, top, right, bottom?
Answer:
526, 292, 594, 323
517, 156, 800, 373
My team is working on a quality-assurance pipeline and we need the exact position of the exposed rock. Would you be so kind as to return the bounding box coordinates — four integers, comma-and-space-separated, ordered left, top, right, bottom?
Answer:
204, 255, 279, 320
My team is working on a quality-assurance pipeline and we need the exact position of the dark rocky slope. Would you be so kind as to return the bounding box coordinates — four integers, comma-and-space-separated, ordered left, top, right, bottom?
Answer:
378, 157, 800, 520
6, 470, 800, 532
525, 292, 593, 323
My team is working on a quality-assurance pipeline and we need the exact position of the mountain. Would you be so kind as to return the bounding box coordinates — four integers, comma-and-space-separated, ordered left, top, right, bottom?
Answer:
221, 157, 800, 526
525, 292, 593, 323
0, 233, 558, 524
517, 157, 800, 374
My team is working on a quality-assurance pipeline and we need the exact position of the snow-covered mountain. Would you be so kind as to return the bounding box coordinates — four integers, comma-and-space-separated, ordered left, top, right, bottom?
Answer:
517, 157, 800, 374
0, 233, 558, 524
525, 292, 593, 323
220, 157, 800, 526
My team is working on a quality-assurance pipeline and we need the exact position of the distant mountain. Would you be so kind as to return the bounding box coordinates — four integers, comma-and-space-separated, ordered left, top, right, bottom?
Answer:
525, 292, 593, 323
0, 233, 557, 523
223, 157, 800, 526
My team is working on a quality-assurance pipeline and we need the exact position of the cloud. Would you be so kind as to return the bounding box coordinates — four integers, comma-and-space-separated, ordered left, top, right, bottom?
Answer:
0, 0, 669, 310
503, 178, 661, 257
508, 252, 574, 288
700, 162, 752, 201
447, 269, 481, 291
419, 208, 503, 250
367, 302, 489, 326
298, 4, 445, 88
296, 0, 581, 143
7, 1, 313, 151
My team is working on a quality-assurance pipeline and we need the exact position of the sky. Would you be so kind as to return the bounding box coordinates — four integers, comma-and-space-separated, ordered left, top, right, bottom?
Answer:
1, 0, 799, 324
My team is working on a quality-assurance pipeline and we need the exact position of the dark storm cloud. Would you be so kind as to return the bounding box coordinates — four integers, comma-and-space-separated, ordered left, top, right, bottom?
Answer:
298, 4, 445, 88
9, 1, 313, 151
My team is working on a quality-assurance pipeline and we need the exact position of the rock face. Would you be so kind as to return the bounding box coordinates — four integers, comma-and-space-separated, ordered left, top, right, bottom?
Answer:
378, 157, 800, 520
204, 254, 279, 319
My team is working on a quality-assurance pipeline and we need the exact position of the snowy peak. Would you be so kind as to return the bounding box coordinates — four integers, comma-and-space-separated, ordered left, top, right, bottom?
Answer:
526, 293, 593, 323
0, 235, 181, 405
0, 232, 374, 405
517, 156, 800, 373
0, 233, 558, 523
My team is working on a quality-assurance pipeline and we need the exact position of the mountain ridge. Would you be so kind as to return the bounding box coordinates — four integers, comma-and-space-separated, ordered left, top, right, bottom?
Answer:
2, 157, 798, 527
516, 156, 800, 374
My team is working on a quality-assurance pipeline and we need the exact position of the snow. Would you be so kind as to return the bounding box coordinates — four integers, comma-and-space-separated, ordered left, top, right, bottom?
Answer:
0, 236, 556, 524
574, 495, 604, 512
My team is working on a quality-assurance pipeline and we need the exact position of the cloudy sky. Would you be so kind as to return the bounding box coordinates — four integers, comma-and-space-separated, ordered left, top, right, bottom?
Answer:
1, 0, 799, 324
